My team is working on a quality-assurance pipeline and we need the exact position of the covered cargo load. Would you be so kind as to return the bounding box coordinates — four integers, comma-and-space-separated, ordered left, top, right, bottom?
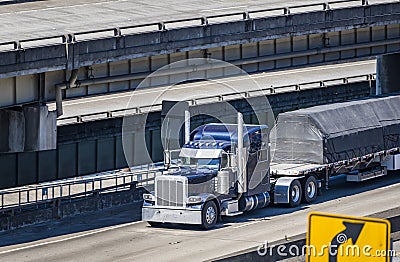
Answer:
270, 95, 400, 164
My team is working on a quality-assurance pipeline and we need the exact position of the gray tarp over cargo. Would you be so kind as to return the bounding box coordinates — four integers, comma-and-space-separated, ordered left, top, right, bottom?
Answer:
270, 95, 400, 164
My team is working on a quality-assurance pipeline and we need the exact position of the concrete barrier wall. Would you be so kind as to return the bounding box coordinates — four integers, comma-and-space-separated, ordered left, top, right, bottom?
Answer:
0, 185, 146, 231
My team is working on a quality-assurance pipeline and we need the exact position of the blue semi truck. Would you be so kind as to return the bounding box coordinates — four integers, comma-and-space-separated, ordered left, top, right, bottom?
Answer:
142, 95, 400, 229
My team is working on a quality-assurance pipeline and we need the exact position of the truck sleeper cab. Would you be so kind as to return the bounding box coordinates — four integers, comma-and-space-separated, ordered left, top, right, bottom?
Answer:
142, 116, 272, 229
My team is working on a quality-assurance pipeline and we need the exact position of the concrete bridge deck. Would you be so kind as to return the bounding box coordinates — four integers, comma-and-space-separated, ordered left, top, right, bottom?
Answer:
1, 0, 393, 45
0, 0, 397, 110
1, 0, 398, 79
51, 59, 376, 125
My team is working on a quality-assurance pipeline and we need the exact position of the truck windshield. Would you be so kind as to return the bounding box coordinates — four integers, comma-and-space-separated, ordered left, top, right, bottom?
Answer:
181, 157, 220, 170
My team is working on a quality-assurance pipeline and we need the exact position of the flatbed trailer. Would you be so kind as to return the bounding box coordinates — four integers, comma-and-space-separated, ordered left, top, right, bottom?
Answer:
271, 147, 400, 185
270, 94, 400, 181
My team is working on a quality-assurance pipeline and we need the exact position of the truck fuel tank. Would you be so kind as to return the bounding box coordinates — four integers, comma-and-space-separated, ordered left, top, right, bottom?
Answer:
239, 192, 270, 212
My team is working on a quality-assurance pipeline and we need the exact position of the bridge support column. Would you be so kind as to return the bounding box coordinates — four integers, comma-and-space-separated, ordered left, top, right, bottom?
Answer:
0, 109, 25, 153
23, 105, 57, 152
0, 105, 56, 153
376, 53, 400, 95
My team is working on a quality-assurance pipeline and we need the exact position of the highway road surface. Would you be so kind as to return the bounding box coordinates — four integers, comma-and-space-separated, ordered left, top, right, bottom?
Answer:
51, 59, 376, 124
0, 0, 395, 47
0, 172, 399, 261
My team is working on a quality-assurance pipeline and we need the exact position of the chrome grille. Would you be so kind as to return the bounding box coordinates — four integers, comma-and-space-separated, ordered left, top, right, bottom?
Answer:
155, 176, 187, 207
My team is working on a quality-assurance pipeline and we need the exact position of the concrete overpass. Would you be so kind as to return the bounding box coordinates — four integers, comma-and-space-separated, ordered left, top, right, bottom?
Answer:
0, 0, 399, 108
53, 60, 376, 125
0, 0, 399, 187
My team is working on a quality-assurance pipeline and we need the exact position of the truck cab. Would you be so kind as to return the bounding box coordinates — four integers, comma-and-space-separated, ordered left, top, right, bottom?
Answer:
142, 117, 271, 229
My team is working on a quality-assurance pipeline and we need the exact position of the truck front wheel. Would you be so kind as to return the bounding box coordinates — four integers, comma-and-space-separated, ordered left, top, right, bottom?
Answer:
289, 180, 302, 207
201, 201, 218, 229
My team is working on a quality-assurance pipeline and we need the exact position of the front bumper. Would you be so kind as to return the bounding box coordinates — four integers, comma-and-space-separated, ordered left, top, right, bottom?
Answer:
142, 206, 202, 225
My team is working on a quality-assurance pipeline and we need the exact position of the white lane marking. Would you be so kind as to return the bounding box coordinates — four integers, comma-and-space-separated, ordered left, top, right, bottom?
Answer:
60, 60, 375, 107
0, 220, 143, 255
233, 220, 264, 229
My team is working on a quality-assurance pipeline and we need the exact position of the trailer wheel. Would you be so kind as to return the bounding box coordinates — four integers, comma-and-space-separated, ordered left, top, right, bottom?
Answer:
302, 176, 318, 204
201, 201, 218, 229
289, 180, 302, 207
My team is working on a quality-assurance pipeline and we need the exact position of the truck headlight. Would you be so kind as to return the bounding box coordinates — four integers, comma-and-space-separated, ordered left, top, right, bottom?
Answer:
187, 196, 203, 204
143, 193, 156, 202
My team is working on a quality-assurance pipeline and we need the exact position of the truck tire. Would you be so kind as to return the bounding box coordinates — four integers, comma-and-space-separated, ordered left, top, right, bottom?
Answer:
201, 201, 218, 229
302, 176, 318, 204
289, 179, 302, 207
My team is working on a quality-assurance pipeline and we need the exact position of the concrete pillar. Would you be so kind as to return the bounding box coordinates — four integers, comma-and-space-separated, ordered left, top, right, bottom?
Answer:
0, 105, 57, 153
23, 105, 57, 151
376, 53, 400, 95
0, 109, 25, 152
123, 114, 152, 167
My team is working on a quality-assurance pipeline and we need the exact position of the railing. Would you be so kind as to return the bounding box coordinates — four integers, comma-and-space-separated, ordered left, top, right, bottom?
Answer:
57, 73, 376, 125
0, 0, 377, 51
0, 163, 165, 212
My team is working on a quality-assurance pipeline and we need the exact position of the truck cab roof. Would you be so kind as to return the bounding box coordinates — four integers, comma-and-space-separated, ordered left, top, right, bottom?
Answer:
190, 123, 268, 145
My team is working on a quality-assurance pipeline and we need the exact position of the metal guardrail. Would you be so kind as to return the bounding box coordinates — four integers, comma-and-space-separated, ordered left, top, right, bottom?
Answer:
0, 163, 165, 212
0, 0, 375, 51
57, 73, 376, 125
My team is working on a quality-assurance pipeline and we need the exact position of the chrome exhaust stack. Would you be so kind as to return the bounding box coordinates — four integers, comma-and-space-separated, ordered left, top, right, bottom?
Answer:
185, 110, 190, 144
237, 112, 247, 194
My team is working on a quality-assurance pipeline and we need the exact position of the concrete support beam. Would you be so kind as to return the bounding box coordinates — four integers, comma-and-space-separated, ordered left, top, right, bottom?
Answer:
376, 53, 400, 95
